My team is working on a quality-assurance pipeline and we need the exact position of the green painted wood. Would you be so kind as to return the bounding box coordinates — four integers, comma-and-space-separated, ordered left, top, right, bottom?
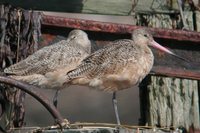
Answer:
0, 0, 193, 16
0, 0, 132, 15
82, 0, 132, 15
141, 76, 200, 130
0, 0, 83, 13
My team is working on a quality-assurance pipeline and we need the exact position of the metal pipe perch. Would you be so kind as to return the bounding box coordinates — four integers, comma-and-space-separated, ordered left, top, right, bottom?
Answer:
151, 66, 200, 80
0, 76, 69, 128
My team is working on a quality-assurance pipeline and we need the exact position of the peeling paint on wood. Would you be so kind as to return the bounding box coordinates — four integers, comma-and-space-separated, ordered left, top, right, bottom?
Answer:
141, 76, 200, 130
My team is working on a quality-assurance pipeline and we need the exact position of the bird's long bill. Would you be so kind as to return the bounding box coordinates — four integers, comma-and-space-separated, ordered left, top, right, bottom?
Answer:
150, 40, 189, 62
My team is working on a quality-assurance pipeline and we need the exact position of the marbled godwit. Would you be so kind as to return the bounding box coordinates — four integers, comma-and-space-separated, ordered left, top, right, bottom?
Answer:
4, 29, 91, 106
64, 28, 183, 125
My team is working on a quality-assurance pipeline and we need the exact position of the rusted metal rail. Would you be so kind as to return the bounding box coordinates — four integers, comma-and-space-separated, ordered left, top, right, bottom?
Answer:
151, 66, 200, 80
0, 76, 68, 127
42, 14, 200, 43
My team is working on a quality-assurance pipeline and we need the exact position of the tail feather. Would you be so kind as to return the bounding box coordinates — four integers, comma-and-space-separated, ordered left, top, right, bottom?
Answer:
4, 61, 32, 75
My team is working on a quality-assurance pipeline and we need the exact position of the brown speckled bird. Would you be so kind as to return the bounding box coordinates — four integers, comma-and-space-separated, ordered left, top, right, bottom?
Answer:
4, 29, 91, 106
64, 28, 182, 125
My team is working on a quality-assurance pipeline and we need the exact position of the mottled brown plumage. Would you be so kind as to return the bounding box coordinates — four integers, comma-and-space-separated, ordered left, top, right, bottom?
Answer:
66, 29, 154, 92
4, 29, 91, 89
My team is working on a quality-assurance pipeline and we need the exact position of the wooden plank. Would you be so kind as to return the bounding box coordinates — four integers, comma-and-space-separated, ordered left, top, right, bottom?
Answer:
150, 66, 200, 81
140, 76, 200, 130
133, 0, 190, 13
42, 13, 200, 42
195, 11, 200, 32
0, 0, 84, 13
0, 0, 190, 15
0, 0, 132, 15
82, 0, 132, 15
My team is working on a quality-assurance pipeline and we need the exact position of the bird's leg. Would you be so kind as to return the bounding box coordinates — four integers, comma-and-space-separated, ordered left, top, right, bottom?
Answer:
112, 92, 121, 125
53, 89, 60, 108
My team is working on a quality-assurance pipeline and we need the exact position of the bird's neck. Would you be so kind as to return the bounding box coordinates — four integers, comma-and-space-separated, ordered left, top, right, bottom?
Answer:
140, 44, 154, 73
79, 40, 91, 54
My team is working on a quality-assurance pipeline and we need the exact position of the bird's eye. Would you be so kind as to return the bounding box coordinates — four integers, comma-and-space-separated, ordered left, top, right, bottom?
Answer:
71, 35, 76, 39
144, 34, 148, 37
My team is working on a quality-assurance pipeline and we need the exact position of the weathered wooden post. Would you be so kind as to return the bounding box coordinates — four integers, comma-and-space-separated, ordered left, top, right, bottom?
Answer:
140, 75, 200, 130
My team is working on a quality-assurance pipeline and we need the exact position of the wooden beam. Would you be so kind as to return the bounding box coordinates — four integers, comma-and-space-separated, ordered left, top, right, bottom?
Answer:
42, 13, 200, 43
151, 66, 200, 80
82, 0, 132, 15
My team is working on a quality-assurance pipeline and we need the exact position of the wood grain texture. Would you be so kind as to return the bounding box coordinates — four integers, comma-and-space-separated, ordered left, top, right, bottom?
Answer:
144, 76, 199, 130
82, 0, 132, 15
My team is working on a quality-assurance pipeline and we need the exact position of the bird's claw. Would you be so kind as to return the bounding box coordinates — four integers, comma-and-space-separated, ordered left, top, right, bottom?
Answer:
60, 119, 70, 128
50, 119, 70, 130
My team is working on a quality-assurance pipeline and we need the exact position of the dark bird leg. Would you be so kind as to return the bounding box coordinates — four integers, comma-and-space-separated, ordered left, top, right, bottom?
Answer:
112, 92, 121, 125
53, 89, 60, 108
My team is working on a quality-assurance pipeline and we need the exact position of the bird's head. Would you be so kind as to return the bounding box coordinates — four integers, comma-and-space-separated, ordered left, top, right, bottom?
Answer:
132, 28, 154, 46
132, 28, 187, 61
68, 29, 91, 53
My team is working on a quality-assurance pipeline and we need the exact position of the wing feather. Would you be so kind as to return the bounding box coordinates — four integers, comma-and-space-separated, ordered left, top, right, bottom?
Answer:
4, 40, 87, 75
67, 39, 141, 79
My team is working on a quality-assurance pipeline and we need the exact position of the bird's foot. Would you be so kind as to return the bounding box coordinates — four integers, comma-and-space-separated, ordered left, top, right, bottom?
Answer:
50, 119, 70, 130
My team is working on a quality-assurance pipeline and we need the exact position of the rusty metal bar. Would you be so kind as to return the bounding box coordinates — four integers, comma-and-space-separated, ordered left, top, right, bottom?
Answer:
0, 76, 67, 126
42, 14, 200, 43
151, 66, 200, 80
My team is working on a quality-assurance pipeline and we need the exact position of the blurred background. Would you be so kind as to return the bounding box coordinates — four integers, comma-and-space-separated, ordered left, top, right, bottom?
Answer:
24, 85, 140, 126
